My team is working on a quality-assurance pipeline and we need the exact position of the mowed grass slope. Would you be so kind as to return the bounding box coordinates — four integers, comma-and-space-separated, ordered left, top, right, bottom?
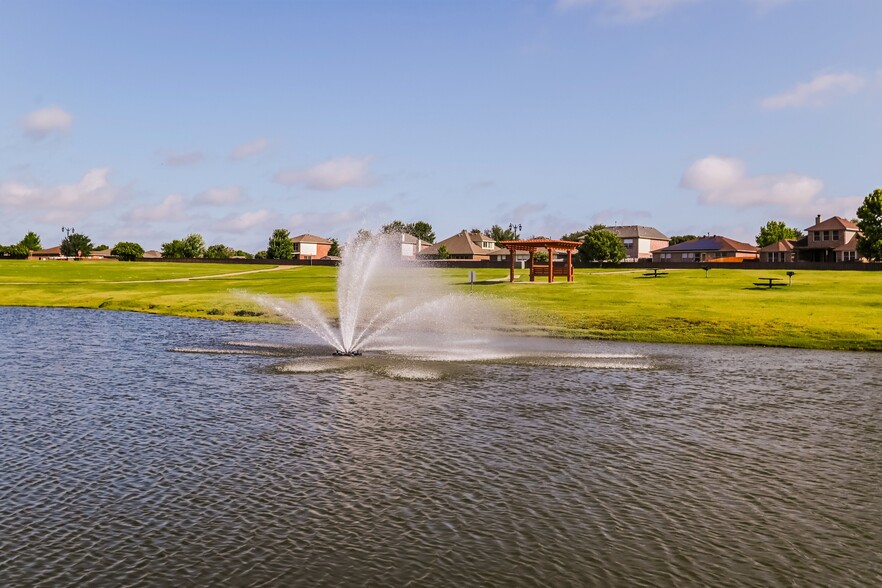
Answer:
1, 260, 880, 350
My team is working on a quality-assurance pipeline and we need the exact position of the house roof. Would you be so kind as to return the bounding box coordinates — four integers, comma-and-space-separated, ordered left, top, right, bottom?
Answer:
419, 230, 491, 256
290, 233, 332, 244
806, 216, 859, 232
834, 239, 858, 252
31, 246, 62, 256
658, 235, 757, 253
606, 225, 670, 241
143, 250, 163, 258
758, 239, 797, 253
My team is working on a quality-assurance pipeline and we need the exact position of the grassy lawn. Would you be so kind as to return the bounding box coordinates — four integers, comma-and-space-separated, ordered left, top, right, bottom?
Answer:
1, 260, 880, 351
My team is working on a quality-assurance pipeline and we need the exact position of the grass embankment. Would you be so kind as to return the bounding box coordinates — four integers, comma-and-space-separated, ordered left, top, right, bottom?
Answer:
1, 260, 880, 351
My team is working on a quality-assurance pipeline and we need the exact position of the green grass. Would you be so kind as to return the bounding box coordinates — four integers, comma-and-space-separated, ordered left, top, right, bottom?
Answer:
1, 260, 881, 351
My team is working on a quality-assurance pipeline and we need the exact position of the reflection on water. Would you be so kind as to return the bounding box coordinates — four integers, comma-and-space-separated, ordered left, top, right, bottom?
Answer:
1, 307, 880, 586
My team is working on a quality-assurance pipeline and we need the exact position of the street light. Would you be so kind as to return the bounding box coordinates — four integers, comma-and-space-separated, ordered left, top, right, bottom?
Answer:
61, 226, 75, 258
508, 223, 522, 238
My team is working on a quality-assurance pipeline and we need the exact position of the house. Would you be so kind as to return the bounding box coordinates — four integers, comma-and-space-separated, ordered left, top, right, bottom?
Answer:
387, 232, 432, 258
417, 230, 500, 260
29, 246, 63, 259
652, 235, 758, 263
758, 239, 799, 263
797, 216, 863, 262
290, 233, 333, 260
606, 225, 670, 261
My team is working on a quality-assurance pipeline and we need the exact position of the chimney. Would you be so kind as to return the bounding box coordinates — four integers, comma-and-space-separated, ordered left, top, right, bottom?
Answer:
815, 214, 821, 225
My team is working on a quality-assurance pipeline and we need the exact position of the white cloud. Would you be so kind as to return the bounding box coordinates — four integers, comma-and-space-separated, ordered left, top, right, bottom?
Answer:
213, 209, 274, 233
231, 137, 270, 160
274, 156, 376, 191
21, 106, 73, 139
126, 194, 188, 222
555, 0, 698, 21
761, 72, 867, 110
0, 168, 121, 222
680, 156, 829, 213
163, 151, 204, 167
194, 186, 244, 206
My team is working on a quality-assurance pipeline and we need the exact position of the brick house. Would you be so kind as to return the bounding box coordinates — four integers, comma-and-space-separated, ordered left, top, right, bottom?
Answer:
652, 235, 758, 263
606, 225, 670, 261
290, 233, 333, 260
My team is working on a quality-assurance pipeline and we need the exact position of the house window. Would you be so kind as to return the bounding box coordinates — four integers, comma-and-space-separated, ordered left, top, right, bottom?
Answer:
832, 230, 839, 241
813, 231, 820, 241
623, 239, 634, 250
842, 251, 856, 262
823, 230, 830, 241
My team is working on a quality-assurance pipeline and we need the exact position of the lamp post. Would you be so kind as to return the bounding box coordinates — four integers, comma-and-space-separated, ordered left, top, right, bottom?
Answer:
508, 223, 522, 239
61, 226, 75, 258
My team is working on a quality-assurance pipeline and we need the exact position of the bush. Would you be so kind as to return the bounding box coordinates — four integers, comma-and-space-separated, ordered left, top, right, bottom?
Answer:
111, 241, 145, 261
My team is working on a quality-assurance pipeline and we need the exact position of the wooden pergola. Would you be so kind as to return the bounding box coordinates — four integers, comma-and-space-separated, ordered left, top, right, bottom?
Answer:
499, 239, 581, 283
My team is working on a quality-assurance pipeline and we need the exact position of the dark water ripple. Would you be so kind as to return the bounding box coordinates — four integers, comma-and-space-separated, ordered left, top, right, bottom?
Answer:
1, 307, 881, 587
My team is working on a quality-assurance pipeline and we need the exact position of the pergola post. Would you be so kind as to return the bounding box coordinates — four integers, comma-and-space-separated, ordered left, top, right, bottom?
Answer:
529, 248, 535, 282
567, 249, 573, 282
509, 246, 515, 282
548, 248, 554, 283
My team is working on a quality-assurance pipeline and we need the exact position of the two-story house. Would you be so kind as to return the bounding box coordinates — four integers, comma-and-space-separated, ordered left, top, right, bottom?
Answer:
797, 216, 862, 262
290, 233, 333, 260
606, 225, 670, 261
417, 230, 501, 260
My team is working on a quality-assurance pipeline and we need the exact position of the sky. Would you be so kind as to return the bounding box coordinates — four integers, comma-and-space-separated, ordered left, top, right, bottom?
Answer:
1, 0, 880, 252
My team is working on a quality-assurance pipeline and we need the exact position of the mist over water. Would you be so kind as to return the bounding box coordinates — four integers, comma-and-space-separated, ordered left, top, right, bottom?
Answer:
251, 233, 503, 357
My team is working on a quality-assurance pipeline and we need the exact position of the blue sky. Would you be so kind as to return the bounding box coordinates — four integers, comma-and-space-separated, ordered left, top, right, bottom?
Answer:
1, 0, 880, 251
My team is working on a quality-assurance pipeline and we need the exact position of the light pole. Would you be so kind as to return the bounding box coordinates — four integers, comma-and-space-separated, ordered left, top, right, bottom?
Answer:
61, 226, 75, 257
508, 223, 522, 239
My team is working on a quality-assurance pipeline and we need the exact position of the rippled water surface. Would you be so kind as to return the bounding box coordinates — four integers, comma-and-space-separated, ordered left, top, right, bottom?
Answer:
1, 307, 881, 587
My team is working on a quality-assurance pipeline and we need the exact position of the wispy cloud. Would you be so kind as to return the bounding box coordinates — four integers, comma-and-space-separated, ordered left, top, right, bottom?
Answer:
0, 168, 122, 222
761, 72, 867, 110
680, 155, 856, 216
21, 106, 73, 140
231, 137, 270, 160
126, 194, 188, 222
213, 209, 273, 233
288, 202, 393, 238
194, 186, 244, 206
274, 156, 376, 191
163, 151, 204, 167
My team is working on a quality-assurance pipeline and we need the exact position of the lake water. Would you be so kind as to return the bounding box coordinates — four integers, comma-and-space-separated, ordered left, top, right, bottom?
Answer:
1, 306, 880, 586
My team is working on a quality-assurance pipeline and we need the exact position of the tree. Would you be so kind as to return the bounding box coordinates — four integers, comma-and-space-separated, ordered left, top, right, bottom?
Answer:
669, 235, 698, 245
486, 224, 519, 246
856, 188, 882, 261
0, 244, 29, 258
436, 244, 449, 259
111, 241, 144, 261
756, 220, 804, 247
161, 234, 205, 258
380, 220, 435, 243
205, 244, 236, 259
328, 238, 341, 257
560, 230, 587, 243
578, 224, 626, 265
234, 250, 253, 259
18, 231, 42, 251
266, 228, 293, 259
409, 221, 435, 243
254, 250, 268, 259
533, 250, 549, 263
60, 232, 93, 258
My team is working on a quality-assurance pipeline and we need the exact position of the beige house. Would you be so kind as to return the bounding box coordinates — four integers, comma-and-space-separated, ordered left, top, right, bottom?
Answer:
290, 233, 333, 260
758, 239, 798, 263
652, 235, 758, 262
606, 225, 670, 261
417, 230, 501, 260
797, 216, 863, 262
388, 232, 432, 259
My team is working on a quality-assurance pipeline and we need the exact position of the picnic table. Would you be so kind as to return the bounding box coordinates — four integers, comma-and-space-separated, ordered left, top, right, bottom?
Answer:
754, 277, 786, 288
643, 268, 668, 278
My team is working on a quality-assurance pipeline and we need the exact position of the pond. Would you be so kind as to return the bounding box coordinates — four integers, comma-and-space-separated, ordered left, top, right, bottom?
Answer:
1, 307, 880, 586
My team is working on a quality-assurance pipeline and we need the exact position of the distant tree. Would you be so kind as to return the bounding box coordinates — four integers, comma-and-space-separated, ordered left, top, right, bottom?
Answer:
756, 221, 804, 247
182, 234, 206, 258
205, 244, 236, 259
856, 188, 882, 261
111, 241, 145, 261
254, 250, 268, 259
161, 239, 185, 258
18, 231, 42, 251
60, 232, 93, 258
436, 244, 449, 260
234, 250, 253, 259
560, 230, 587, 243
408, 221, 435, 243
579, 224, 626, 265
328, 238, 341, 257
533, 250, 549, 263
95, 244, 109, 250
350, 229, 374, 249
669, 235, 698, 246
380, 220, 435, 243
266, 229, 293, 259
0, 244, 29, 258
486, 224, 519, 246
